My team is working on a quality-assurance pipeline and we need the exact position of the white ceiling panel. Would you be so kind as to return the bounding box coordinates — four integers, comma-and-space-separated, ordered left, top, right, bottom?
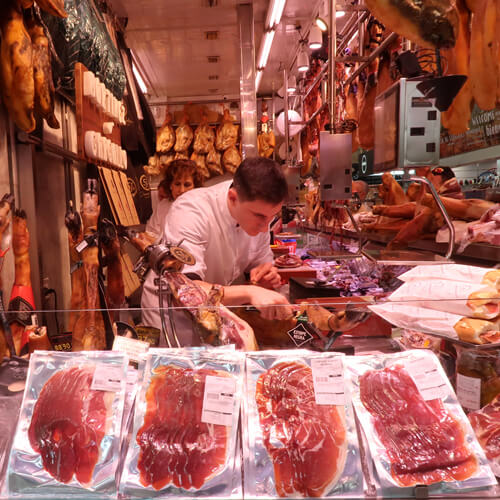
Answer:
109, 0, 343, 100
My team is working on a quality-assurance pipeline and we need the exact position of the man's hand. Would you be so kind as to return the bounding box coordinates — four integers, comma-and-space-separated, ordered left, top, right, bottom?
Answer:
250, 262, 281, 289
248, 285, 293, 321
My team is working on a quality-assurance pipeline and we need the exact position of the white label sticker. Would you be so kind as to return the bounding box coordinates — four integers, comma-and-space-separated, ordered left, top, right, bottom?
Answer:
201, 375, 236, 426
456, 373, 481, 410
91, 364, 123, 392
112, 335, 149, 362
75, 239, 88, 253
406, 357, 449, 401
311, 357, 345, 405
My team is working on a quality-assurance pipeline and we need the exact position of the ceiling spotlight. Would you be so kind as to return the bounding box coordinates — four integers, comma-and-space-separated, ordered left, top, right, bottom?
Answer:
287, 74, 297, 93
308, 25, 323, 50
297, 45, 309, 72
336, 10, 345, 18
315, 16, 327, 31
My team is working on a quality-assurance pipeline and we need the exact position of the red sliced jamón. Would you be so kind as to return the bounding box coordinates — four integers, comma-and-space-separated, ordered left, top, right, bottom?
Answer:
360, 365, 477, 486
28, 366, 108, 485
256, 361, 346, 498
137, 365, 229, 490
469, 395, 500, 461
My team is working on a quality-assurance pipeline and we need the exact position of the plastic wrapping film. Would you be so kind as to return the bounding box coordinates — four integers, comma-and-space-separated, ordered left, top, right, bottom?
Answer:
346, 349, 497, 497
243, 349, 364, 498
43, 0, 126, 99
120, 348, 243, 498
7, 350, 128, 498
0, 358, 29, 496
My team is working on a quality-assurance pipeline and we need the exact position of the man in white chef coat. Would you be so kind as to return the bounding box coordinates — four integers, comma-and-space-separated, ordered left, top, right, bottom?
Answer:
141, 157, 293, 345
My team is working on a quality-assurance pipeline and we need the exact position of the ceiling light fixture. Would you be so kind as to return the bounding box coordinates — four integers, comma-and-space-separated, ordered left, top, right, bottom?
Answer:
287, 74, 297, 93
297, 44, 309, 72
315, 16, 327, 31
132, 63, 148, 94
255, 70, 263, 91
257, 30, 276, 70
336, 10, 345, 18
265, 0, 286, 30
308, 25, 323, 50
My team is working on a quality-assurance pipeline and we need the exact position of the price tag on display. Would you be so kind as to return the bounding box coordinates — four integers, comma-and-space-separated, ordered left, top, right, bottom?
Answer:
456, 374, 481, 410
311, 357, 345, 405
202, 375, 236, 426
91, 364, 123, 392
112, 335, 149, 363
75, 239, 88, 253
406, 356, 449, 401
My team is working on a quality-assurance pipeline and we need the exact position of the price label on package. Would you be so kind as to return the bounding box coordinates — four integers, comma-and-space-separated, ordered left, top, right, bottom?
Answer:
91, 364, 123, 392
406, 356, 449, 401
112, 335, 149, 363
456, 373, 481, 410
202, 375, 236, 426
311, 357, 345, 405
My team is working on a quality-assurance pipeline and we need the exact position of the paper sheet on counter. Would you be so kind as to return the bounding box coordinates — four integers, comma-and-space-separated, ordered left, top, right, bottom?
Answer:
399, 264, 500, 291
389, 279, 500, 320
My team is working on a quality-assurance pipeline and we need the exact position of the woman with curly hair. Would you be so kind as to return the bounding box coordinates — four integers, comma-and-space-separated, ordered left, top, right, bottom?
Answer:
146, 159, 204, 235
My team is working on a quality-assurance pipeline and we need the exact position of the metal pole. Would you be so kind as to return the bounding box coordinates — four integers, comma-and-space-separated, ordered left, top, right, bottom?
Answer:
410, 176, 455, 259
237, 3, 258, 158
283, 67, 290, 166
328, 0, 337, 133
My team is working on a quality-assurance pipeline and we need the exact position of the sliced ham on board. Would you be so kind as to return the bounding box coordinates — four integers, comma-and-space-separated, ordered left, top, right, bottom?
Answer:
136, 365, 230, 490
28, 365, 111, 485
256, 361, 347, 497
360, 365, 477, 486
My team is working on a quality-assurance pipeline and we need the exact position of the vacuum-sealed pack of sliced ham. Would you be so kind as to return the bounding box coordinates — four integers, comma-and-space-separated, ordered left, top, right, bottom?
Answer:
398, 264, 500, 291
346, 350, 497, 496
120, 349, 243, 498
7, 350, 128, 498
389, 279, 500, 320
243, 350, 363, 498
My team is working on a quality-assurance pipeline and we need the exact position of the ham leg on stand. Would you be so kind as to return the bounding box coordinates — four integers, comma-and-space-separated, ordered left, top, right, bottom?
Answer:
8, 210, 35, 355
65, 203, 85, 337
100, 219, 125, 325
0, 194, 14, 359
72, 183, 106, 350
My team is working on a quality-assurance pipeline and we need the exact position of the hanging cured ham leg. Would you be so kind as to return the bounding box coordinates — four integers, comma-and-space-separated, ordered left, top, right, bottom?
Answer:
8, 210, 35, 356
100, 220, 125, 324
365, 0, 459, 49
26, 17, 60, 129
0, 1, 35, 132
65, 204, 85, 336
441, 0, 472, 134
0, 195, 14, 360
72, 184, 106, 350
256, 361, 347, 497
468, 0, 497, 111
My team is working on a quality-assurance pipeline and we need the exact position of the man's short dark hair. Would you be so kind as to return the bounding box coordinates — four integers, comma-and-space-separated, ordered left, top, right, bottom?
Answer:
233, 157, 288, 204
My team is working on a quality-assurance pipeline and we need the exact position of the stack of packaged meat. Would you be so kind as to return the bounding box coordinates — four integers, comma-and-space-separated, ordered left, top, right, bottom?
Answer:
347, 349, 497, 495
371, 264, 500, 345
120, 348, 244, 498
243, 350, 364, 498
8, 350, 128, 497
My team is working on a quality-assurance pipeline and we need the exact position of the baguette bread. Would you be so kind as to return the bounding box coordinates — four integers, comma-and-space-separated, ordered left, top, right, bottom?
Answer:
453, 317, 500, 344
466, 288, 500, 320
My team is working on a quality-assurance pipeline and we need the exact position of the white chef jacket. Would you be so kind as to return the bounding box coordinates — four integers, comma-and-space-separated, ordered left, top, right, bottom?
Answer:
145, 199, 172, 237
141, 180, 274, 340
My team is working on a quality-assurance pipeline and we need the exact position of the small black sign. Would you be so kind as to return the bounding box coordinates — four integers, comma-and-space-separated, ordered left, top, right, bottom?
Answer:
287, 323, 314, 348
